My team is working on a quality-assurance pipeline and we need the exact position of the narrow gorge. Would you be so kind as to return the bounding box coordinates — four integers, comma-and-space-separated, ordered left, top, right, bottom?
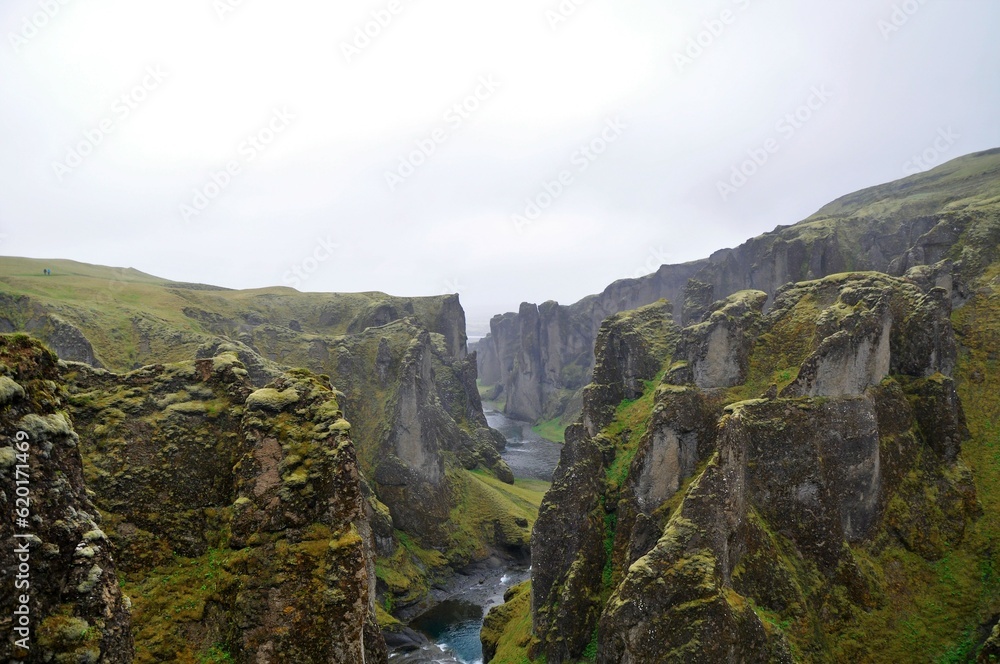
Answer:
2, 148, 1000, 663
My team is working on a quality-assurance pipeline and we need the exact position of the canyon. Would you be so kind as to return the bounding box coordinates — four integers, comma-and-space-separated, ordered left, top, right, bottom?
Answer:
2, 147, 1000, 662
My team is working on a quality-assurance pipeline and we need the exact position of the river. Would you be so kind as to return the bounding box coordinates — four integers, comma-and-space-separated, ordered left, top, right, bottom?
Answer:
386, 405, 562, 664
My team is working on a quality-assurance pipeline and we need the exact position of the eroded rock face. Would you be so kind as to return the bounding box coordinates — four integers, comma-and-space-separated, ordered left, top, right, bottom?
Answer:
582, 301, 678, 436
532, 301, 679, 662
598, 413, 791, 664
0, 270, 521, 622
780, 275, 955, 398
0, 335, 132, 663
478, 151, 999, 428
63, 350, 387, 663
529, 422, 610, 663
527, 272, 977, 662
667, 291, 767, 389
614, 387, 718, 572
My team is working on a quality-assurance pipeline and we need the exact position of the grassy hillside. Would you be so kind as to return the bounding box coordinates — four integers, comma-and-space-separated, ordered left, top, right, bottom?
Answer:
0, 256, 541, 635
0, 255, 464, 371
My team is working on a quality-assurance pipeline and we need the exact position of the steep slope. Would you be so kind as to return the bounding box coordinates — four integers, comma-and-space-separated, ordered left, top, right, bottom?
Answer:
0, 262, 519, 620
478, 148, 1000, 426
0, 257, 467, 370
484, 152, 1000, 662
59, 351, 386, 662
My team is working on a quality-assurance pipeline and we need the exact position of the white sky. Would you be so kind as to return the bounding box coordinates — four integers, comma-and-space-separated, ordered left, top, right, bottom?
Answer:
1, 0, 998, 334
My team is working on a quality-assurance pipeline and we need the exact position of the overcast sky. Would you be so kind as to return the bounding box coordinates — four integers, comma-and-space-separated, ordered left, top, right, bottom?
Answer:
1, 1, 998, 335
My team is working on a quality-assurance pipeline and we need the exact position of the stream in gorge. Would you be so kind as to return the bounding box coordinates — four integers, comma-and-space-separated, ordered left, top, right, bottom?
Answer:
387, 405, 562, 664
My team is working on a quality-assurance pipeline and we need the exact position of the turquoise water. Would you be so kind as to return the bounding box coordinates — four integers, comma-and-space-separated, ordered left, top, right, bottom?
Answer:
388, 408, 560, 663
408, 600, 484, 663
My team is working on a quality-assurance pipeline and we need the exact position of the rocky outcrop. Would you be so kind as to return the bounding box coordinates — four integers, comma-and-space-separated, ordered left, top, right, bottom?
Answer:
582, 300, 678, 436
479, 148, 1000, 426
530, 301, 680, 662
666, 290, 767, 389
527, 271, 979, 662
0, 265, 516, 617
63, 349, 387, 663
0, 334, 132, 663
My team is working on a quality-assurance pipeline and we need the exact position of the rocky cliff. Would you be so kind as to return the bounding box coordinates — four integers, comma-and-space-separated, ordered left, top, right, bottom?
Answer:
524, 272, 981, 662
478, 148, 1000, 425
0, 334, 133, 663
483, 149, 1000, 662
0, 265, 520, 633
57, 350, 386, 662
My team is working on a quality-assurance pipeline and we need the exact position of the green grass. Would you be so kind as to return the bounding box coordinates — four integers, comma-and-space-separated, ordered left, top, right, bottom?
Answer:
0, 255, 464, 373
531, 417, 566, 443
603, 378, 659, 492
444, 469, 550, 565
482, 581, 547, 664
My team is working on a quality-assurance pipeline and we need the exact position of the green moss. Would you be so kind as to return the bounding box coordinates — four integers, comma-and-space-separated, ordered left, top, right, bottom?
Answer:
0, 446, 17, 468
121, 548, 238, 662
18, 411, 74, 438
482, 581, 546, 664
372, 531, 443, 616
0, 374, 25, 405
444, 470, 547, 565
245, 387, 300, 411
37, 615, 93, 648
604, 379, 658, 492
730, 291, 820, 401
197, 644, 235, 663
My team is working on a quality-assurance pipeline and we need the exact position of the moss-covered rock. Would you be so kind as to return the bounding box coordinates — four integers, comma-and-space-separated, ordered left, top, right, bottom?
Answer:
481, 581, 534, 663
480, 149, 1000, 432
527, 264, 987, 662
0, 261, 520, 617
62, 349, 387, 663
0, 334, 133, 663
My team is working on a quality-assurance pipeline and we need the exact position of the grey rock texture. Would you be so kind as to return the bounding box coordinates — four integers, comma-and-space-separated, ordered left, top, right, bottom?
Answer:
529, 272, 977, 662
64, 350, 388, 663
0, 335, 133, 663
478, 149, 1000, 426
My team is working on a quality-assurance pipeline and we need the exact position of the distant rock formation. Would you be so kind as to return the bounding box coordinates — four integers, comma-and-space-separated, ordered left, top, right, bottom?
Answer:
478, 148, 1000, 426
